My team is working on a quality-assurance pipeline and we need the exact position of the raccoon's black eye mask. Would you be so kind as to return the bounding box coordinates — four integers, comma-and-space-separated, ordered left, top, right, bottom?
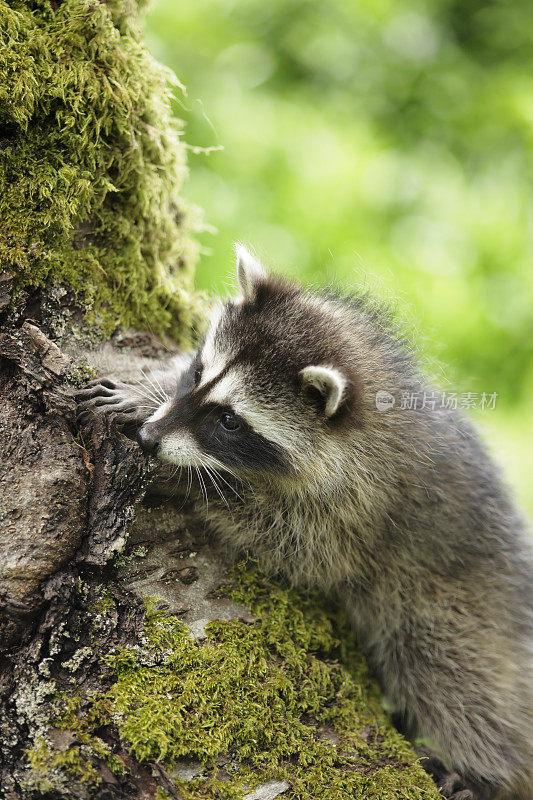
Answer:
191, 402, 288, 473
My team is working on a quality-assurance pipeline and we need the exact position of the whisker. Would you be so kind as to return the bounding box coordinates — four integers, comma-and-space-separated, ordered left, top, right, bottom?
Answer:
126, 381, 161, 405
186, 465, 192, 502
130, 379, 163, 406
148, 365, 170, 403
139, 368, 167, 403
139, 378, 166, 406
201, 462, 231, 511
203, 455, 255, 500
195, 466, 208, 510
204, 463, 246, 504
160, 370, 175, 398
164, 464, 181, 483
168, 464, 193, 509
203, 454, 247, 484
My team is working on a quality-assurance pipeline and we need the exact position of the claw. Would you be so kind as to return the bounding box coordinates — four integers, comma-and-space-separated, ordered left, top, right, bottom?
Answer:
440, 772, 466, 796
418, 750, 498, 800
76, 396, 121, 412
75, 377, 154, 429
86, 377, 117, 390
75, 385, 115, 400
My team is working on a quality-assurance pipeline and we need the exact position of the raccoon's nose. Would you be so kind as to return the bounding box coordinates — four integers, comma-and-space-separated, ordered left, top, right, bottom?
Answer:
137, 426, 160, 455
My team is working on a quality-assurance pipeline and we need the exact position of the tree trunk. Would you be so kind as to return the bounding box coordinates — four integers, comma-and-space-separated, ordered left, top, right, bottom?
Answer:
0, 2, 439, 798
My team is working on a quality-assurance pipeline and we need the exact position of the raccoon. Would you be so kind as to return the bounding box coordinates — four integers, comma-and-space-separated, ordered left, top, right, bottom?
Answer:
77, 246, 533, 800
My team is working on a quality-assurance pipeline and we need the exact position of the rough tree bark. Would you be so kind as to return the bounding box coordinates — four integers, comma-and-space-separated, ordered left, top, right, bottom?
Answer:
0, 2, 439, 798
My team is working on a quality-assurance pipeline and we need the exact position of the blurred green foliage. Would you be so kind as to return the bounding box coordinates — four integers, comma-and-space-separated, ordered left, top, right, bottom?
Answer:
146, 0, 532, 515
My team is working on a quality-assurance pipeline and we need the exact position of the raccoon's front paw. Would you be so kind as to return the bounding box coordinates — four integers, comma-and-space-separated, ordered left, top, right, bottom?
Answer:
418, 750, 499, 800
75, 378, 148, 426
437, 773, 474, 800
438, 774, 498, 800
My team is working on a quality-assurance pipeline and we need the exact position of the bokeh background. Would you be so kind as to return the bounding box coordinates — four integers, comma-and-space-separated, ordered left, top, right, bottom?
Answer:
145, 0, 533, 516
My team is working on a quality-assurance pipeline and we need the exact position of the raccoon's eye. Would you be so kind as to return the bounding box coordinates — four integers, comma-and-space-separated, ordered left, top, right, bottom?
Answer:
219, 412, 240, 431
194, 367, 202, 387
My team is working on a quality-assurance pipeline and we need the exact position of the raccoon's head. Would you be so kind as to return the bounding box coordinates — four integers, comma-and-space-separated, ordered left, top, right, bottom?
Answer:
137, 246, 362, 487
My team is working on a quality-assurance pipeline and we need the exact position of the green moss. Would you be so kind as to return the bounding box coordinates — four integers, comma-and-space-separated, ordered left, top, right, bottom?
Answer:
24, 692, 127, 793
69, 362, 99, 388
0, 0, 204, 344
98, 565, 439, 799
24, 568, 439, 797
87, 587, 116, 615
25, 737, 103, 793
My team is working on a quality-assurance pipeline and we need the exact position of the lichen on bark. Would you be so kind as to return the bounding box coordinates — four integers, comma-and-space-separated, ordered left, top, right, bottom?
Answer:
0, 0, 203, 343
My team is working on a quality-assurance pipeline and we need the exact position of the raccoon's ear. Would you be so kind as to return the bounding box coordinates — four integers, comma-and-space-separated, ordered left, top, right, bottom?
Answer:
299, 365, 347, 418
234, 243, 267, 302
